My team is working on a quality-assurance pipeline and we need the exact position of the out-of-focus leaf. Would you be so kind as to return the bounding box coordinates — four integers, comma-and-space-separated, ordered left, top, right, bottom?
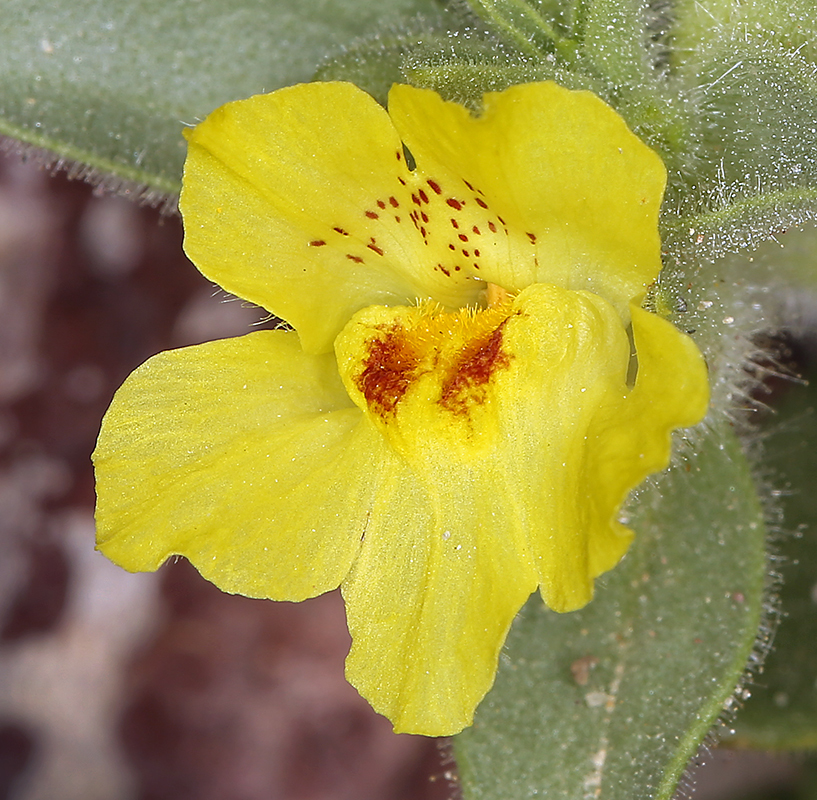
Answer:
730, 366, 817, 750
0, 0, 443, 198
455, 422, 767, 800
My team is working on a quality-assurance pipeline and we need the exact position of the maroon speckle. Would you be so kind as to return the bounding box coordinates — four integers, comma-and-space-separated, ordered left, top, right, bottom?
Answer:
389, 196, 400, 207
419, 189, 429, 204
347, 254, 364, 263
334, 227, 349, 236
309, 240, 326, 247
472, 225, 481, 235
396, 151, 402, 161
411, 194, 421, 206
450, 218, 459, 229
527, 232, 537, 244
365, 210, 379, 219
398, 177, 406, 185
427, 179, 442, 195
377, 200, 386, 210
446, 198, 463, 210
497, 215, 506, 225
458, 234, 469, 242
488, 221, 497, 233
367, 244, 384, 256
439, 264, 451, 277
473, 262, 480, 270
462, 249, 470, 257
454, 265, 461, 271
394, 215, 401, 223
448, 244, 456, 251
421, 212, 429, 223
474, 249, 481, 257
420, 227, 427, 238
476, 197, 488, 209
463, 179, 475, 191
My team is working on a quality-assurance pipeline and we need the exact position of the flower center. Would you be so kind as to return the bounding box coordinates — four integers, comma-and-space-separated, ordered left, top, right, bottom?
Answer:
335, 288, 517, 444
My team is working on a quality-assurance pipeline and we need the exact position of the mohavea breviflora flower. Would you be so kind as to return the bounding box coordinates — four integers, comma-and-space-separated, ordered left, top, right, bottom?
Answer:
93, 81, 709, 737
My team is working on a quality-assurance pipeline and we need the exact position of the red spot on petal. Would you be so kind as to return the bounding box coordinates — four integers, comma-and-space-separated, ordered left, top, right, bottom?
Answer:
421, 212, 429, 223
488, 221, 497, 233
377, 200, 386, 210
454, 265, 461, 271
462, 249, 470, 257
394, 215, 401, 223
458, 234, 469, 242
472, 225, 481, 235
450, 218, 459, 229
427, 179, 442, 194
309, 240, 326, 247
334, 227, 349, 236
439, 264, 451, 277
421, 227, 427, 238
365, 210, 379, 219
473, 262, 480, 270
389, 196, 400, 207
527, 232, 537, 244
463, 179, 474, 191
419, 189, 429, 204
474, 249, 481, 257
367, 244, 384, 256
347, 254, 364, 263
396, 151, 402, 161
497, 215, 506, 225
446, 198, 463, 210
398, 177, 406, 185
448, 244, 456, 251
475, 197, 488, 209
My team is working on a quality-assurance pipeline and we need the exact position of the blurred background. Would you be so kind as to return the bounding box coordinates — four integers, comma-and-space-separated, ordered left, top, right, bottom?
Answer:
0, 145, 810, 800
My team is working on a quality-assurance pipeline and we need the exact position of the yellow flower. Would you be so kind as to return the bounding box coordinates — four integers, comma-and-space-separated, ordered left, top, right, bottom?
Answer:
93, 81, 709, 737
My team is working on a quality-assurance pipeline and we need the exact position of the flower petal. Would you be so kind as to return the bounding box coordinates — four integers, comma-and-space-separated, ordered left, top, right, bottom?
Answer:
93, 331, 376, 600
388, 83, 667, 316
181, 82, 482, 354
342, 466, 538, 737
332, 284, 708, 735
574, 303, 710, 586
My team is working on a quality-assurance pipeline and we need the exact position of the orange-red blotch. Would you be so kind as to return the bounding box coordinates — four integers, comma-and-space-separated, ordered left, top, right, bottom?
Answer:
440, 320, 512, 415
356, 327, 419, 418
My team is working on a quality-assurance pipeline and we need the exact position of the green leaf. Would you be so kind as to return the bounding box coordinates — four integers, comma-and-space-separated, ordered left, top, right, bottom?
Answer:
455, 423, 768, 800
661, 20, 817, 261
458, 0, 578, 60
729, 369, 817, 750
315, 27, 453, 108
0, 0, 443, 198
672, 0, 817, 63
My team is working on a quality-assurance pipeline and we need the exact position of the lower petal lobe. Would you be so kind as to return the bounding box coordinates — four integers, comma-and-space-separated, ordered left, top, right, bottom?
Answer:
94, 331, 374, 600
